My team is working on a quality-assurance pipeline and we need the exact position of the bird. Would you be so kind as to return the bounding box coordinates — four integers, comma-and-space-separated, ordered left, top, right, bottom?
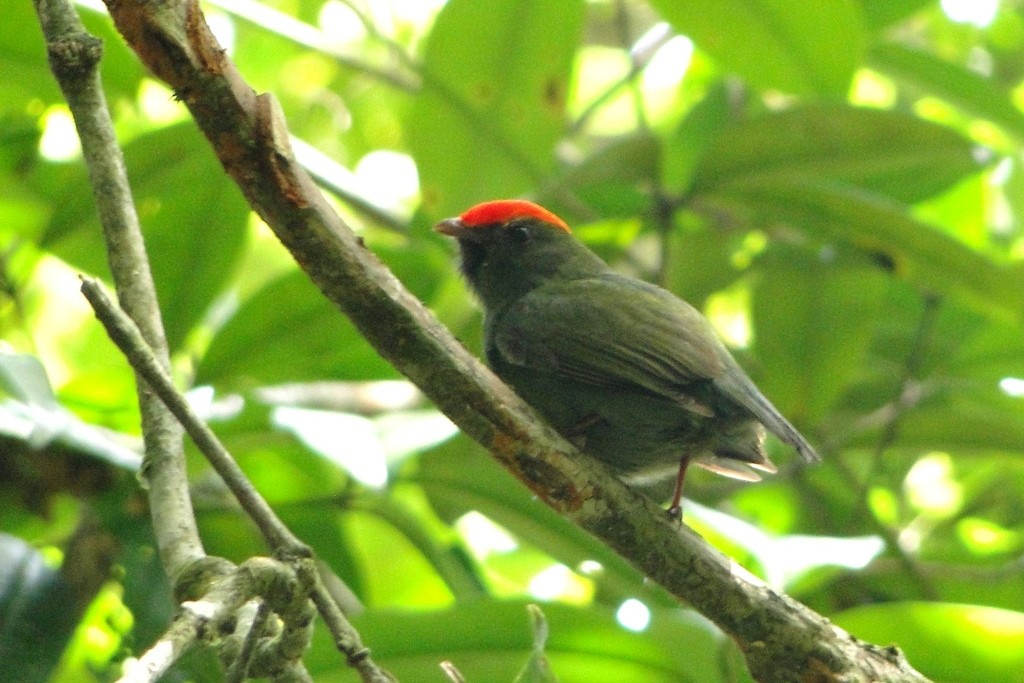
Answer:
435, 199, 820, 516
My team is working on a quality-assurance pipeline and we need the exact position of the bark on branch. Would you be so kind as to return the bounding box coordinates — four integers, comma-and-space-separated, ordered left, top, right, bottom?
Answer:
81, 277, 393, 683
99, 1, 930, 680
33, 0, 201, 578
36, 0, 391, 679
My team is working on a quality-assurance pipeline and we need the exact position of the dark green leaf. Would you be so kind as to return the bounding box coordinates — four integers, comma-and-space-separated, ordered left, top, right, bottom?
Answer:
699, 178, 1024, 318
665, 222, 748, 307
409, 0, 585, 216
692, 104, 986, 204
1, 4, 62, 107
0, 5, 145, 112
859, 0, 935, 30
315, 601, 737, 683
417, 436, 675, 608
870, 43, 1024, 142
894, 391, 1024, 454
662, 83, 732, 196
34, 123, 249, 351
649, 0, 866, 95
0, 114, 41, 175
0, 534, 79, 683
539, 134, 660, 221
115, 517, 176, 651
848, 556, 1024, 622
279, 504, 366, 600
833, 602, 1024, 683
373, 237, 452, 304
195, 269, 396, 388
752, 247, 890, 422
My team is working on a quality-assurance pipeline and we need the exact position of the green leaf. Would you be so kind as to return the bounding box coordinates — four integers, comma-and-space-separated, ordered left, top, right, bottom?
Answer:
349, 491, 485, 601
314, 601, 738, 683
893, 391, 1024, 454
0, 353, 141, 470
833, 602, 1024, 683
79, 8, 150, 104
0, 4, 145, 113
34, 123, 249, 351
1, 3, 62, 107
0, 534, 79, 683
278, 504, 366, 600
417, 436, 675, 608
214, 402, 351, 506
115, 516, 176, 651
947, 312, 1024, 382
692, 104, 986, 204
751, 247, 890, 422
1, 124, 68, 252
409, 0, 585, 216
373, 237, 453, 304
870, 43, 1024, 143
539, 133, 660, 221
662, 83, 732, 196
195, 269, 396, 388
0, 114, 41, 175
700, 178, 1024, 319
859, 0, 934, 30
649, 0, 866, 95
665, 224, 745, 306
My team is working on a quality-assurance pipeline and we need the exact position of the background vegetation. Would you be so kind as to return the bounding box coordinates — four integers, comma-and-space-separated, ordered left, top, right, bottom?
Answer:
2, 0, 1024, 681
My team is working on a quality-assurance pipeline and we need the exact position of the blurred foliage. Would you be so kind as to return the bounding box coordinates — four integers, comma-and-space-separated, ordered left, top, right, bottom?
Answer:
2, 0, 1024, 681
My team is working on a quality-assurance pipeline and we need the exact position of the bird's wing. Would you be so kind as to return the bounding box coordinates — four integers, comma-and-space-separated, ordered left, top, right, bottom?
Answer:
491, 275, 726, 413
493, 274, 821, 462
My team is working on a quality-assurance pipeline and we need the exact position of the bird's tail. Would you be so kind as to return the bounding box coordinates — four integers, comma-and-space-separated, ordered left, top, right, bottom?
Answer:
759, 405, 821, 463
716, 370, 821, 463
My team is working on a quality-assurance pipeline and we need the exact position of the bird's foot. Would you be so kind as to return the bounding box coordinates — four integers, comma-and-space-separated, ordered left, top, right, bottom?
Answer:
665, 455, 690, 524
666, 504, 683, 523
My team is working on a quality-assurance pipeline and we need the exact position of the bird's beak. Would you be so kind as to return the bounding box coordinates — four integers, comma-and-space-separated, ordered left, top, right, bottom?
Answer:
434, 217, 466, 238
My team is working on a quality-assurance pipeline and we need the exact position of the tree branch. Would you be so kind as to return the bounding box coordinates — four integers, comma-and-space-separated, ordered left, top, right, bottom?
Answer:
33, 0, 201, 579
98, 1, 931, 680
37, 1, 388, 679
119, 557, 312, 683
82, 277, 393, 683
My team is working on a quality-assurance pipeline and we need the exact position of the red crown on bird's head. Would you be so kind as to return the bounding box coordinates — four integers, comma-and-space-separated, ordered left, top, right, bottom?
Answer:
459, 200, 571, 233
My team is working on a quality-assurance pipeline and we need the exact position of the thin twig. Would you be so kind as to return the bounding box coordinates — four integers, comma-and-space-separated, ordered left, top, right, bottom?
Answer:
82, 276, 302, 551
121, 557, 292, 683
569, 21, 673, 134
32, 0, 202, 578
610, 2, 673, 285
81, 277, 392, 682
209, 0, 418, 91
615, 0, 651, 132
856, 293, 942, 599
34, 2, 309, 677
226, 599, 270, 683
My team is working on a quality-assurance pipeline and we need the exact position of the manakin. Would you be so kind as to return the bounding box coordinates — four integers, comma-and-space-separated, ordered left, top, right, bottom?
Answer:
436, 199, 819, 515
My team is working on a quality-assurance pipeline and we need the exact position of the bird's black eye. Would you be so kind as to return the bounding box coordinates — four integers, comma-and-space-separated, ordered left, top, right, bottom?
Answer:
508, 222, 532, 244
